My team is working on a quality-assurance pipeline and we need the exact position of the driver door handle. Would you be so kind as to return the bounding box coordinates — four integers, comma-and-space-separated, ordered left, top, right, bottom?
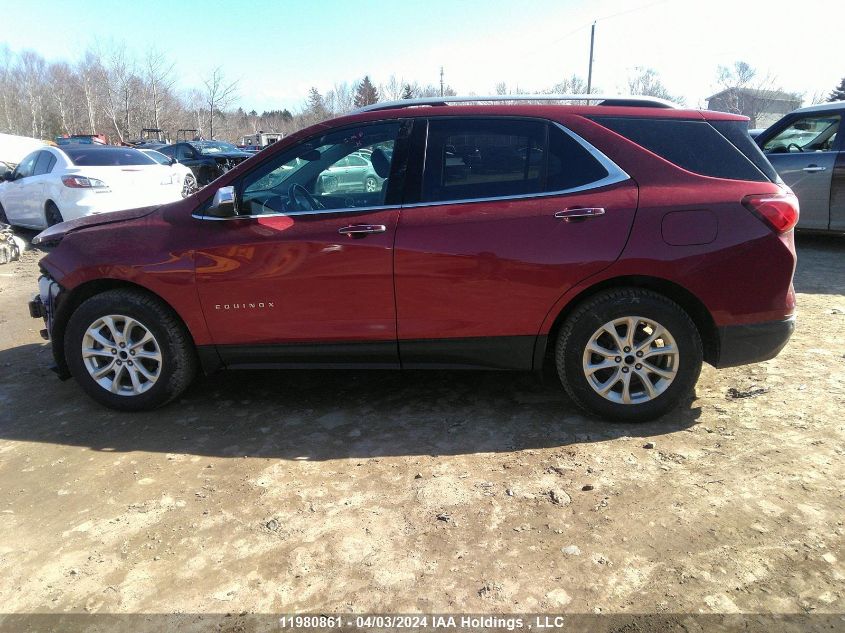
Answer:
802, 165, 826, 173
554, 207, 606, 221
338, 224, 387, 237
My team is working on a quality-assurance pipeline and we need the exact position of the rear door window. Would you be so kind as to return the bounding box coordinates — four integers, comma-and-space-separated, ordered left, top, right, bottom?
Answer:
422, 119, 546, 202
546, 125, 610, 191
420, 118, 615, 203
33, 151, 55, 176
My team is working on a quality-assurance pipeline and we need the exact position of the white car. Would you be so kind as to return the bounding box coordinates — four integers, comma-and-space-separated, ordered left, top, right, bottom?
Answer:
140, 149, 198, 198
0, 145, 183, 229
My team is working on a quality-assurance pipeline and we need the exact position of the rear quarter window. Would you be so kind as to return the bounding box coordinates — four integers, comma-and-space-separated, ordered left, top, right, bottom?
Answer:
591, 117, 770, 182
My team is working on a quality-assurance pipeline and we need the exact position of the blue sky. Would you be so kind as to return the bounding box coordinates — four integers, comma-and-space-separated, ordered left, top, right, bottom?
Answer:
2, 0, 843, 112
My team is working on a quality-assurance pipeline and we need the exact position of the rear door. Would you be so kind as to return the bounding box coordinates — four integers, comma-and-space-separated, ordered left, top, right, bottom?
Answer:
393, 117, 638, 369
25, 151, 57, 224
760, 112, 840, 229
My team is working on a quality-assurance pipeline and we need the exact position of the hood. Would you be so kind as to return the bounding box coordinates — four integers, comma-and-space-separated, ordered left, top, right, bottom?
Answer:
32, 205, 159, 246
204, 151, 252, 159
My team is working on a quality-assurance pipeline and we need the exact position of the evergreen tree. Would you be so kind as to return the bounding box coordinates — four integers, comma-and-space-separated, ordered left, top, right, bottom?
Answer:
306, 87, 328, 120
828, 77, 845, 102
354, 76, 379, 107
401, 83, 417, 99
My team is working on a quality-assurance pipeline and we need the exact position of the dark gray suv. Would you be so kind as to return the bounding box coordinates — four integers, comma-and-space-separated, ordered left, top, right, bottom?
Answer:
756, 102, 843, 232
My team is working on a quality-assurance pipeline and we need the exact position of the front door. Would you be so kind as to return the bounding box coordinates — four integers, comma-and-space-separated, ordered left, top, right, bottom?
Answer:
193, 120, 407, 367
394, 117, 639, 369
761, 112, 841, 230
3, 151, 39, 226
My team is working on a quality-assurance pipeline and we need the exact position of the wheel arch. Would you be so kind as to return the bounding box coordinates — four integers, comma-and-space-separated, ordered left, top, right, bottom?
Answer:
51, 278, 202, 377
536, 275, 719, 371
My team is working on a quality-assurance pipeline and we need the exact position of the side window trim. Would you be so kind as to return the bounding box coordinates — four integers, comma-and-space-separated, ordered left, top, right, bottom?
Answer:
404, 118, 629, 209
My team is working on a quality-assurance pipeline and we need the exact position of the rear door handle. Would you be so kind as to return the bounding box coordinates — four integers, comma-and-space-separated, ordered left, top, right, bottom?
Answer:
338, 224, 387, 237
802, 165, 827, 173
554, 207, 606, 222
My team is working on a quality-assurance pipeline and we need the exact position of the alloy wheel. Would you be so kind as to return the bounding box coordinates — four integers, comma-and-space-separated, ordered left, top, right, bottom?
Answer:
582, 316, 679, 405
81, 315, 162, 396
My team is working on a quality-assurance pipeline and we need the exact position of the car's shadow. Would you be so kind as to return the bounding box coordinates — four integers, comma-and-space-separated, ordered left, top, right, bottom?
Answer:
0, 343, 701, 460
794, 232, 845, 295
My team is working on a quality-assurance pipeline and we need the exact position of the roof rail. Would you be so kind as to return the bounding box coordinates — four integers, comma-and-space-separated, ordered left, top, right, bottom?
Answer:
355, 94, 681, 113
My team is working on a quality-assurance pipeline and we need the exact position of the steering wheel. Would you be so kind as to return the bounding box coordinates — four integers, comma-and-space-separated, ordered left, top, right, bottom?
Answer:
288, 183, 324, 211
786, 142, 804, 153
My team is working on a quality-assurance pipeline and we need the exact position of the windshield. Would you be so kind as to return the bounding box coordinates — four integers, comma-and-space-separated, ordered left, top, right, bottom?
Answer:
64, 147, 157, 166
192, 141, 240, 155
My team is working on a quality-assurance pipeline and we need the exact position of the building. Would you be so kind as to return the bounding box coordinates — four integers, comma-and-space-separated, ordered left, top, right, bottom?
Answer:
240, 131, 284, 148
706, 88, 802, 129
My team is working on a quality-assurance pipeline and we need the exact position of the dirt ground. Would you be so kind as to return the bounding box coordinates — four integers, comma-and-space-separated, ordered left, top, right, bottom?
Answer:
0, 233, 843, 627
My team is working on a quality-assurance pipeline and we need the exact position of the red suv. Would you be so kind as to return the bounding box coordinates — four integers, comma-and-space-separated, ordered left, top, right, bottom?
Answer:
29, 96, 798, 422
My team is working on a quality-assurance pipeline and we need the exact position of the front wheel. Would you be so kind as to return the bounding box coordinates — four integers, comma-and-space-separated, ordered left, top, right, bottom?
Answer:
555, 288, 703, 422
182, 173, 198, 197
64, 289, 197, 411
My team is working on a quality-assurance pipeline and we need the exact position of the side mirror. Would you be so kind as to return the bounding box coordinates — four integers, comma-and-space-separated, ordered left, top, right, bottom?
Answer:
1, 170, 14, 182
208, 185, 237, 218
169, 158, 177, 165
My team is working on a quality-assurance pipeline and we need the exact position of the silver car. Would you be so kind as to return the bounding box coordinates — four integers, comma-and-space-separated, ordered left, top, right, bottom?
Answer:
756, 102, 843, 232
317, 151, 385, 194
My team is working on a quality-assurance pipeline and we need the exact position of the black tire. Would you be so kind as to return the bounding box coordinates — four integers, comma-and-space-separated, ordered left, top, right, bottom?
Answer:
45, 201, 64, 227
555, 288, 703, 422
64, 289, 197, 411
0, 202, 8, 225
365, 176, 378, 193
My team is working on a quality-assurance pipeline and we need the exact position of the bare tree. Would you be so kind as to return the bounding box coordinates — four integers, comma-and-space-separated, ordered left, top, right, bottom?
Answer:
627, 67, 684, 104
101, 43, 137, 142
144, 49, 176, 132
202, 67, 238, 139
76, 50, 104, 134
713, 61, 791, 126
380, 75, 404, 101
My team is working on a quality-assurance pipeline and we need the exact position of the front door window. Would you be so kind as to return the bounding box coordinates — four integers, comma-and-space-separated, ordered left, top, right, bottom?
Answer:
239, 122, 400, 215
763, 115, 840, 153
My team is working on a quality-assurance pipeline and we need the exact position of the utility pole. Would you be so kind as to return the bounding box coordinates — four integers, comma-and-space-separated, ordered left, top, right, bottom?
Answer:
440, 66, 444, 97
586, 21, 596, 94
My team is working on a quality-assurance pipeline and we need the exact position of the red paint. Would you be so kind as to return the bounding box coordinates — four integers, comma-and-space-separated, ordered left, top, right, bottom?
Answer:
37, 103, 796, 361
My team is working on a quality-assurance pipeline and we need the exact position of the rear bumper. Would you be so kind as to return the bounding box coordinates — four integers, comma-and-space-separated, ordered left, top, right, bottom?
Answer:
714, 317, 795, 368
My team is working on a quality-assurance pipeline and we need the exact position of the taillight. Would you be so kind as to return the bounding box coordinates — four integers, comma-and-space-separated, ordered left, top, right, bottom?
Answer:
61, 176, 108, 189
742, 192, 799, 233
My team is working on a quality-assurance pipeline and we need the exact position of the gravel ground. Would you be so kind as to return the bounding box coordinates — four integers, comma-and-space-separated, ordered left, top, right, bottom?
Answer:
0, 233, 842, 630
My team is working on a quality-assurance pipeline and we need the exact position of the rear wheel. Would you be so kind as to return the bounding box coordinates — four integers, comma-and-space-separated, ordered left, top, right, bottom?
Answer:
555, 288, 702, 422
64, 289, 197, 411
365, 176, 378, 192
45, 202, 64, 227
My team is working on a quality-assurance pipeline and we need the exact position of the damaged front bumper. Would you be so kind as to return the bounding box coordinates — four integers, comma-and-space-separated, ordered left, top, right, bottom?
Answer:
29, 273, 70, 379
29, 274, 61, 340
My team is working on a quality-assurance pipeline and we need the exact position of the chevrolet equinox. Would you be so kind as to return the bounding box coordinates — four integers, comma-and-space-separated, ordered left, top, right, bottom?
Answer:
29, 95, 798, 422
